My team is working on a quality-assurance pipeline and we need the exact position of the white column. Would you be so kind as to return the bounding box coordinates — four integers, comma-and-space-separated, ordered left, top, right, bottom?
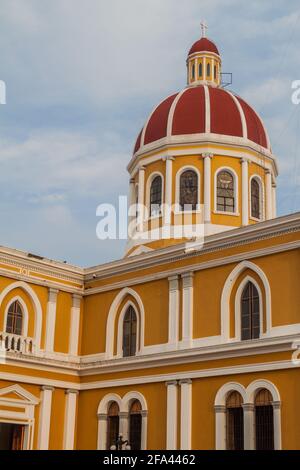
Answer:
265, 170, 273, 220
119, 411, 129, 443
203, 57, 207, 81
63, 389, 78, 450
164, 157, 174, 227
38, 385, 54, 450
203, 153, 212, 223
97, 413, 107, 450
181, 272, 194, 348
214, 405, 226, 450
272, 182, 277, 219
179, 379, 192, 450
141, 410, 148, 450
138, 166, 146, 232
166, 381, 178, 450
45, 288, 58, 353
241, 158, 249, 226
272, 401, 282, 450
69, 294, 82, 356
243, 403, 255, 450
168, 275, 179, 347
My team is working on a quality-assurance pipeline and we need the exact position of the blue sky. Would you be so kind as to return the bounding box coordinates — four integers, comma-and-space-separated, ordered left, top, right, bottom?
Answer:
0, 0, 299, 266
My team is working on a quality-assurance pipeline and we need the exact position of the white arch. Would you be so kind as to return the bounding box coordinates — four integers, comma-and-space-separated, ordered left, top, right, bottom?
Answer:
106, 287, 145, 358
116, 300, 140, 358
3, 296, 29, 337
214, 381, 247, 406
0, 281, 43, 349
97, 393, 122, 415
122, 391, 148, 413
221, 261, 271, 340
175, 165, 201, 212
250, 174, 265, 221
234, 275, 263, 341
214, 166, 239, 215
246, 379, 280, 404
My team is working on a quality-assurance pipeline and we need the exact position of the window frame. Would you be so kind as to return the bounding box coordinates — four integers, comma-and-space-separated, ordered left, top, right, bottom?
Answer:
116, 301, 140, 358
250, 175, 264, 221
214, 167, 239, 216
234, 276, 263, 342
175, 166, 201, 214
146, 172, 164, 220
3, 297, 28, 338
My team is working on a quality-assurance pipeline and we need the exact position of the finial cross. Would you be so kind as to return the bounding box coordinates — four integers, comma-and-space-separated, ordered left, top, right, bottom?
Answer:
201, 20, 208, 38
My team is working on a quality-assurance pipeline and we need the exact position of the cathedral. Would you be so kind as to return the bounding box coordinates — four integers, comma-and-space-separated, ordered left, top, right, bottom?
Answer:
0, 29, 299, 451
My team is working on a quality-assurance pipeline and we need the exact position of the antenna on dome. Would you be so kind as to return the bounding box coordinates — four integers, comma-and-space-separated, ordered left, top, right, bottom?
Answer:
200, 20, 208, 38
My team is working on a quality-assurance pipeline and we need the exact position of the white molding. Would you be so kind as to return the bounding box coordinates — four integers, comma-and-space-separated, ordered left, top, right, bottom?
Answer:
265, 170, 273, 220
37, 386, 54, 450
106, 287, 145, 359
45, 288, 58, 353
221, 260, 272, 340
0, 281, 43, 349
203, 153, 212, 223
63, 389, 78, 450
181, 272, 194, 348
3, 296, 29, 337
204, 85, 211, 133
166, 381, 178, 450
167, 89, 187, 137
69, 294, 82, 356
179, 380, 192, 449
168, 276, 179, 346
241, 158, 249, 226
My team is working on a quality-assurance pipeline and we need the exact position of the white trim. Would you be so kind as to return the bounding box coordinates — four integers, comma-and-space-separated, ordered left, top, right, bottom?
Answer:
167, 89, 186, 137
204, 85, 211, 133
221, 260, 272, 340
225, 90, 248, 139
214, 166, 239, 215
214, 379, 281, 450
45, 288, 58, 353
180, 380, 192, 449
97, 391, 148, 450
37, 386, 54, 450
106, 287, 145, 359
168, 276, 179, 346
63, 390, 78, 450
234, 275, 264, 341
241, 158, 249, 226
69, 294, 81, 356
166, 381, 178, 450
116, 300, 140, 358
181, 273, 194, 348
203, 153, 212, 223
175, 165, 201, 212
3, 296, 29, 337
0, 281, 43, 349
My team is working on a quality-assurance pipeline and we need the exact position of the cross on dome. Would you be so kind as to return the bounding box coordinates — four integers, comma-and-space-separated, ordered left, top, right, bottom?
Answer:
200, 20, 208, 38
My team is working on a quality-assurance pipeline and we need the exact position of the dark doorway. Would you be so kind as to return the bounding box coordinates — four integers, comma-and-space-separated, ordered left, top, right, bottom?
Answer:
0, 423, 25, 450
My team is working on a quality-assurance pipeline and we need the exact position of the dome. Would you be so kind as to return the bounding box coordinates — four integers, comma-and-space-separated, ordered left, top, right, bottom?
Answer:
133, 85, 270, 155
188, 37, 220, 56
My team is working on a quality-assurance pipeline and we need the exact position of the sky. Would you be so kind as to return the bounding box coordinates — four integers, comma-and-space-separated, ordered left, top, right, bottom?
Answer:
0, 0, 299, 267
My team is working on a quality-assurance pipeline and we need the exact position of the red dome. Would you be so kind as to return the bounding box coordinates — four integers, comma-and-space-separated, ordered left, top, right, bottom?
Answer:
188, 37, 220, 56
133, 85, 270, 155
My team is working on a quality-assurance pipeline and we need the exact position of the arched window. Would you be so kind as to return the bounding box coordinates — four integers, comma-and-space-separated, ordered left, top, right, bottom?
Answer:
192, 64, 195, 79
150, 176, 162, 216
122, 306, 137, 357
226, 391, 244, 450
255, 389, 274, 450
241, 281, 260, 340
251, 178, 261, 219
214, 65, 217, 80
129, 400, 142, 450
199, 62, 203, 77
106, 402, 119, 450
6, 301, 23, 336
216, 170, 235, 213
179, 170, 198, 211
207, 62, 211, 77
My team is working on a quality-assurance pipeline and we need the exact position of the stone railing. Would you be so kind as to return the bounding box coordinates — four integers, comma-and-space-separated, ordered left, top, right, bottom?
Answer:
0, 332, 35, 354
